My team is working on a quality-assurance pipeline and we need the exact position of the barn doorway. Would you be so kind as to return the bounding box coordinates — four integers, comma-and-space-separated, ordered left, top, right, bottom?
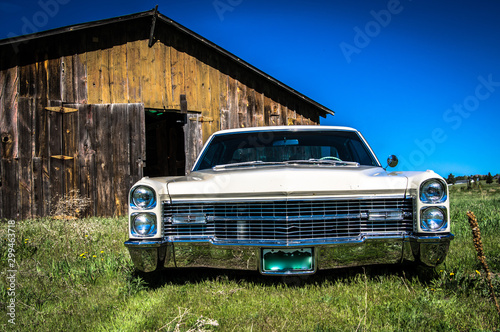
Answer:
144, 110, 186, 177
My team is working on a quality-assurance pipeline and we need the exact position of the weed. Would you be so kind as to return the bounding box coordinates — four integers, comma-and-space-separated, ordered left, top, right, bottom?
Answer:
51, 189, 92, 219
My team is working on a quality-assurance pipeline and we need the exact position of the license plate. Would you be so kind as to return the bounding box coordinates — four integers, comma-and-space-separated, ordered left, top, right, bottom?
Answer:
261, 248, 313, 272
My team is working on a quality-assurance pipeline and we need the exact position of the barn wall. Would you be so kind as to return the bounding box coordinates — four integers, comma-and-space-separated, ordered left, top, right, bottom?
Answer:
0, 16, 326, 219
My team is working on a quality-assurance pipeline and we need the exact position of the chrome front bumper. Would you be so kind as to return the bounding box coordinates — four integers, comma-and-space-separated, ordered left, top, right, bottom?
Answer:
124, 233, 454, 274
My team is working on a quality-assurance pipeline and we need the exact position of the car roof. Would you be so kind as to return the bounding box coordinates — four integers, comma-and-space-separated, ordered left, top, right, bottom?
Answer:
212, 125, 358, 136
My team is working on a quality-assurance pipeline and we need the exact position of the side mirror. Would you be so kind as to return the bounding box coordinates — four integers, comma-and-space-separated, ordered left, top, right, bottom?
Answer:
385, 155, 398, 169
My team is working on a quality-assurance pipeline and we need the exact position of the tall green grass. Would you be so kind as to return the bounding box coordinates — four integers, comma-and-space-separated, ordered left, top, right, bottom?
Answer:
1, 184, 499, 331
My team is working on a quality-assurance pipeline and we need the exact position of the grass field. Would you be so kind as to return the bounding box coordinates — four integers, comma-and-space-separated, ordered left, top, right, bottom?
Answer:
1, 183, 500, 331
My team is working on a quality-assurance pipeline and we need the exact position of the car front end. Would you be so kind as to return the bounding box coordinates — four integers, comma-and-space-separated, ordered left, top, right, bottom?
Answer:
125, 126, 453, 275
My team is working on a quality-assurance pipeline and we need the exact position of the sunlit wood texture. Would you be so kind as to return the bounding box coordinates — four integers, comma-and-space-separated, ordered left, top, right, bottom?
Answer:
0, 12, 328, 218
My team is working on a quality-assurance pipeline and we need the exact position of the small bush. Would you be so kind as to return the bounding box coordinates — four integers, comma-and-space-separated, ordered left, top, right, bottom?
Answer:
51, 190, 92, 219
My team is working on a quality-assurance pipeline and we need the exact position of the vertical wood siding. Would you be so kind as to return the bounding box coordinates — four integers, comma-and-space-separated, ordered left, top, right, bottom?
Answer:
0, 18, 325, 218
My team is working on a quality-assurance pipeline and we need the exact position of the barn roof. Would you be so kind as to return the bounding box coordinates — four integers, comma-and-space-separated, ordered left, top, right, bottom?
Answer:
0, 8, 334, 116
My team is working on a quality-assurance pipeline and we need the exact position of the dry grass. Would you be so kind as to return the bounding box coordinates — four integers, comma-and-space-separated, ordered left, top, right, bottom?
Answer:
51, 190, 92, 220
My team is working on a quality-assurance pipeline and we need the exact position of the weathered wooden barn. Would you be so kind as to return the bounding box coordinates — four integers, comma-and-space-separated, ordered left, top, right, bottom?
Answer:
0, 8, 334, 219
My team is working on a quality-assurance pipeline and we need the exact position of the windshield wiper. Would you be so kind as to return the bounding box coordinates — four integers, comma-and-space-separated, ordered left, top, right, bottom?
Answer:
285, 159, 360, 167
213, 159, 361, 170
213, 161, 284, 170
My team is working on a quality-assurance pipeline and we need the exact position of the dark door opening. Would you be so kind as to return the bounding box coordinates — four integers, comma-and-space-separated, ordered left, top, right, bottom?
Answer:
144, 111, 186, 177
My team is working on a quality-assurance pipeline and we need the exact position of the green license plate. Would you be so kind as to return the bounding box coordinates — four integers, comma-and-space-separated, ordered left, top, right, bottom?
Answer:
262, 248, 313, 272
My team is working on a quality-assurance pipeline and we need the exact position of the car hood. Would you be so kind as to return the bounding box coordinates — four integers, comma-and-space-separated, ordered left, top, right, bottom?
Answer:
163, 166, 409, 201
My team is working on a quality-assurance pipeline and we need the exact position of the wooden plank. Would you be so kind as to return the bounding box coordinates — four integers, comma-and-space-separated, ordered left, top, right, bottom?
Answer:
184, 113, 203, 174
161, 28, 174, 109
151, 37, 166, 109
48, 100, 64, 209
218, 73, 229, 123
61, 53, 75, 103
32, 157, 43, 217
208, 64, 220, 136
247, 87, 256, 127
126, 37, 142, 103
227, 76, 238, 129
35, 56, 50, 216
254, 91, 264, 127
110, 34, 128, 104
86, 33, 101, 104
74, 53, 87, 104
19, 63, 36, 97
0, 67, 19, 160
74, 32, 87, 104
79, 104, 97, 215
1, 159, 19, 219
18, 97, 33, 219
99, 31, 112, 104
199, 58, 210, 114
237, 81, 247, 127
281, 103, 289, 126
62, 103, 79, 196
110, 104, 131, 216
47, 57, 61, 101
94, 104, 114, 215
264, 95, 271, 126
140, 39, 153, 107
0, 66, 19, 220
129, 103, 145, 181
270, 98, 281, 126
184, 53, 198, 112
170, 32, 184, 110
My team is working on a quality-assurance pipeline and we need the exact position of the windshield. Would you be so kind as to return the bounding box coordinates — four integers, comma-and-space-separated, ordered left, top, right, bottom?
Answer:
193, 130, 379, 171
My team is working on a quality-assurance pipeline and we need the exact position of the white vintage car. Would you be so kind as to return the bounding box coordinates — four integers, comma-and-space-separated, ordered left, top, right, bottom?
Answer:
125, 126, 453, 275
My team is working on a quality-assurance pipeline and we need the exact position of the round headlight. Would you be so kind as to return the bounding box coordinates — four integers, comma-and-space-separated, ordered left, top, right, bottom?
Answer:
420, 179, 447, 203
132, 213, 157, 236
131, 186, 156, 209
421, 207, 447, 231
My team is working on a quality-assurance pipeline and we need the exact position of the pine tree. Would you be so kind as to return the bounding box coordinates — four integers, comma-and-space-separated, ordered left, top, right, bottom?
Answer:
486, 172, 493, 184
447, 173, 456, 185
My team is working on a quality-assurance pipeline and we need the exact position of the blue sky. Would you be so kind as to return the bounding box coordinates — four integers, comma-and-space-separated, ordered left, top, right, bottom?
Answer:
1, 0, 499, 177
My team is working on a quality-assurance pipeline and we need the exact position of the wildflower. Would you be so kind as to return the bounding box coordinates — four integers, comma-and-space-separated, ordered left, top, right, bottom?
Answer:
476, 270, 481, 275
100, 251, 104, 254
79, 253, 85, 257
439, 270, 444, 273
93, 255, 97, 258
85, 235, 89, 237
450, 272, 455, 276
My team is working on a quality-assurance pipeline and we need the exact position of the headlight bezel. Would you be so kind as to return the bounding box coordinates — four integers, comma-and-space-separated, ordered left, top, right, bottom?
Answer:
130, 185, 157, 209
131, 212, 157, 237
420, 206, 448, 232
419, 179, 447, 204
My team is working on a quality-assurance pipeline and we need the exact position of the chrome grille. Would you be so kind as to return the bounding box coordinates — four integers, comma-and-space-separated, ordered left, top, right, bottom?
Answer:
162, 198, 413, 241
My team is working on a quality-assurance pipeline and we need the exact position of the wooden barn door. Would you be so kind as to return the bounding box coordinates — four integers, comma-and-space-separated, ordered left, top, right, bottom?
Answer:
46, 103, 145, 217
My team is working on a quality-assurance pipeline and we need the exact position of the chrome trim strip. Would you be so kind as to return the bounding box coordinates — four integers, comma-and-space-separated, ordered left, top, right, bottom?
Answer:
166, 195, 407, 205
210, 213, 370, 222
124, 239, 170, 247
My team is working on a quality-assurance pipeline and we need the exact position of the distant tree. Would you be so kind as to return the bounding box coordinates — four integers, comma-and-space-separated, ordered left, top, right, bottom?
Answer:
467, 176, 472, 189
498, 175, 500, 184
446, 173, 456, 185
486, 172, 493, 184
